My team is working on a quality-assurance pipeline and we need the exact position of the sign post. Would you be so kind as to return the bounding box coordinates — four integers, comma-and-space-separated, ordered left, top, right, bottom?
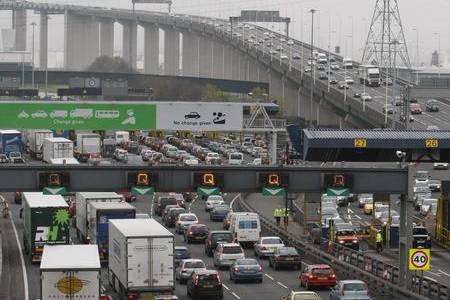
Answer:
408, 248, 430, 271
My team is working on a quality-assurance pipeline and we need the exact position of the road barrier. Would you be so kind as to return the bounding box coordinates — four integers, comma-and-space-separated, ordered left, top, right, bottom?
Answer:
235, 195, 449, 300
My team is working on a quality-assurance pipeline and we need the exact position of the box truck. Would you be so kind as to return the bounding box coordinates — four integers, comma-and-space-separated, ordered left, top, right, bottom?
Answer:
108, 219, 175, 299
358, 65, 381, 87
40, 245, 100, 300
76, 192, 124, 242
22, 192, 70, 262
74, 133, 101, 162
43, 137, 78, 165
87, 201, 136, 263
0, 129, 22, 155
27, 130, 53, 159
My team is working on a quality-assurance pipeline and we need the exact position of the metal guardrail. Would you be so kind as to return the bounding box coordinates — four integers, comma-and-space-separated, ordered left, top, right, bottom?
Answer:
235, 195, 450, 300
435, 227, 450, 248
243, 118, 286, 129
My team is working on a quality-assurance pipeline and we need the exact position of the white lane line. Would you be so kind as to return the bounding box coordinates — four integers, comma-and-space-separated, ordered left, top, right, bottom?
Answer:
428, 271, 442, 276
355, 215, 362, 220
277, 281, 289, 289
9, 212, 29, 300
230, 194, 240, 210
222, 284, 230, 290
231, 292, 241, 299
348, 208, 354, 214
188, 194, 199, 213
264, 273, 275, 280
439, 269, 450, 277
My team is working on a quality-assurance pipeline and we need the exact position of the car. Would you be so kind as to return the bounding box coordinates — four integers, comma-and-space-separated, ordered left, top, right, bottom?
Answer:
205, 230, 234, 257
175, 246, 191, 267
186, 270, 223, 300
213, 243, 245, 269
210, 205, 231, 221
304, 66, 312, 72
383, 77, 393, 86
280, 54, 289, 60
292, 54, 301, 60
329, 77, 338, 84
363, 203, 373, 215
334, 223, 359, 250
427, 125, 440, 131
358, 194, 373, 208
338, 81, 350, 89
316, 64, 325, 71
330, 63, 340, 70
410, 103, 422, 114
205, 152, 221, 165
383, 104, 394, 114
344, 77, 354, 84
299, 264, 336, 290
433, 162, 448, 170
269, 246, 301, 270
428, 179, 441, 192
9, 152, 25, 163
287, 40, 294, 45
223, 212, 234, 230
112, 148, 128, 162
330, 280, 371, 300
154, 196, 178, 216
281, 291, 321, 300
412, 225, 431, 249
420, 198, 438, 216
163, 204, 180, 219
374, 204, 389, 220
319, 72, 328, 80
254, 236, 285, 258
184, 224, 209, 243
176, 259, 207, 284
205, 195, 225, 211
361, 94, 372, 101
164, 207, 186, 227
426, 99, 439, 112
0, 154, 10, 163
175, 213, 198, 234
229, 258, 263, 283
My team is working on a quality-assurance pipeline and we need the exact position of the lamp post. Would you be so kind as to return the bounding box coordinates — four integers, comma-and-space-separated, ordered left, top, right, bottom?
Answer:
309, 9, 317, 126
31, 22, 36, 89
412, 27, 419, 84
434, 32, 441, 78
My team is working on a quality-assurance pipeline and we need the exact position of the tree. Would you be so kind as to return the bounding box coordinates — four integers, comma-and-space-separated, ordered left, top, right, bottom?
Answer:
86, 56, 133, 73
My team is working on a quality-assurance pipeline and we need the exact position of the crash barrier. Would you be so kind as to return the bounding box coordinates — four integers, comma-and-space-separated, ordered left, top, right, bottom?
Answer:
235, 196, 450, 300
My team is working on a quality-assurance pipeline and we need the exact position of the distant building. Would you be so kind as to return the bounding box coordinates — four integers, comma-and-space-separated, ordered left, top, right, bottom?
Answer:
431, 50, 440, 67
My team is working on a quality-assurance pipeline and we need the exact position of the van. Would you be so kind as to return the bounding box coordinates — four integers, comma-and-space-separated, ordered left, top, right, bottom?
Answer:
229, 212, 261, 245
229, 152, 243, 165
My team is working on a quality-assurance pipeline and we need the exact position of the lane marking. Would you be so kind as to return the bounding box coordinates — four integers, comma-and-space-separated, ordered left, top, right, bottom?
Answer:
222, 284, 230, 290
9, 212, 29, 300
355, 215, 362, 220
188, 194, 198, 213
277, 281, 289, 289
231, 292, 241, 299
439, 269, 450, 277
348, 208, 354, 214
264, 273, 275, 280
230, 194, 240, 210
428, 271, 442, 276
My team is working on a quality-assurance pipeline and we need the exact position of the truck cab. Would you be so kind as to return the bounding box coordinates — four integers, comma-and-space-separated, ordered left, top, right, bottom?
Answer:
412, 225, 431, 249
333, 223, 359, 250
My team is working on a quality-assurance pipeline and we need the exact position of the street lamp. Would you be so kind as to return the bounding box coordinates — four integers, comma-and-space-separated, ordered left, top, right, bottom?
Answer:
434, 32, 441, 78
412, 27, 419, 84
31, 21, 36, 89
309, 8, 317, 127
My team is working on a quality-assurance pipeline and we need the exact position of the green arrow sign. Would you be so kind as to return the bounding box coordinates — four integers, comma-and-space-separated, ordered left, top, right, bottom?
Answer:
42, 186, 66, 195
197, 187, 221, 197
131, 186, 155, 196
262, 187, 286, 196
326, 188, 350, 197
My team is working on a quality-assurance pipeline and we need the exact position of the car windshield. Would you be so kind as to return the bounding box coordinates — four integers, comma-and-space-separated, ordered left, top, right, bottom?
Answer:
191, 225, 208, 233
279, 247, 298, 255
180, 215, 197, 221
223, 246, 243, 254
198, 274, 218, 284
161, 198, 177, 206
343, 282, 366, 291
212, 233, 233, 241
413, 228, 429, 235
214, 206, 230, 212
336, 230, 356, 236
184, 261, 205, 268
208, 196, 223, 201
175, 248, 188, 255
236, 259, 258, 266
170, 208, 185, 216
262, 238, 282, 244
312, 267, 332, 275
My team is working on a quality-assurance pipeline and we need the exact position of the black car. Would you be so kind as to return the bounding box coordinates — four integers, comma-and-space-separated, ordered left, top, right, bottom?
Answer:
185, 112, 201, 119
209, 205, 231, 222
412, 226, 431, 249
353, 92, 361, 98
205, 231, 234, 256
154, 196, 178, 216
426, 99, 439, 112
184, 224, 209, 243
164, 207, 186, 227
187, 270, 223, 300
269, 247, 302, 270
175, 246, 191, 267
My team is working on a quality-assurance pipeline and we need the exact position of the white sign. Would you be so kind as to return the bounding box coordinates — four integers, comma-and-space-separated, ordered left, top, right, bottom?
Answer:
157, 102, 243, 131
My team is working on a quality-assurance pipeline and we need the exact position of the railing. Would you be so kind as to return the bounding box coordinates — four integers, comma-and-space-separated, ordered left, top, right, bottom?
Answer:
435, 227, 450, 248
243, 118, 286, 129
234, 195, 450, 300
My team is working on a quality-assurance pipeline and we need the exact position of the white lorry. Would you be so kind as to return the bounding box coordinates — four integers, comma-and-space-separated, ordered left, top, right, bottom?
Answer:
75, 192, 124, 242
108, 219, 175, 299
43, 137, 79, 165
358, 65, 381, 87
343, 58, 353, 69
115, 131, 130, 144
26, 130, 53, 159
40, 245, 100, 300
74, 133, 101, 162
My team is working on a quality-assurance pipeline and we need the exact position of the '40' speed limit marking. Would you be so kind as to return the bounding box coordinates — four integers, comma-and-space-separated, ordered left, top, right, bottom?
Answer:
410, 250, 429, 269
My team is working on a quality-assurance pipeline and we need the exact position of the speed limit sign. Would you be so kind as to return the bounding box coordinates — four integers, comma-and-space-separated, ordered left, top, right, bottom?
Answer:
409, 249, 430, 271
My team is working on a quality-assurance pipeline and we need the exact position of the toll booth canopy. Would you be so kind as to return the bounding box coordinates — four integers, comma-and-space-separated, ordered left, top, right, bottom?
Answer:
302, 129, 450, 162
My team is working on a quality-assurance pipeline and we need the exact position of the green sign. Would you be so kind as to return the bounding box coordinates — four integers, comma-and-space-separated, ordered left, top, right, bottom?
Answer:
42, 186, 67, 195
326, 188, 350, 197
262, 187, 286, 196
131, 186, 155, 196
0, 102, 156, 130
197, 187, 221, 197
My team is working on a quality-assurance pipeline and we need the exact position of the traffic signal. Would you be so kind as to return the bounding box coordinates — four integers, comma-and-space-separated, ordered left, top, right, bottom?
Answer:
194, 172, 224, 187
259, 173, 288, 188
127, 171, 157, 188
323, 173, 353, 189
38, 172, 70, 189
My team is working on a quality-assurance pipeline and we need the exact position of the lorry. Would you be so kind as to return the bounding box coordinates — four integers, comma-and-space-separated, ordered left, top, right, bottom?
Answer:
43, 137, 79, 165
76, 192, 124, 242
40, 245, 100, 299
343, 58, 353, 69
115, 131, 130, 144
87, 201, 136, 263
22, 192, 70, 262
26, 130, 53, 159
108, 219, 175, 299
74, 133, 101, 162
358, 65, 381, 87
0, 129, 22, 156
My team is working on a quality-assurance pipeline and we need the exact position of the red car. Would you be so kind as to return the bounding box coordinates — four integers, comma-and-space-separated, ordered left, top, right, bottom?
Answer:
410, 103, 422, 114
299, 264, 336, 289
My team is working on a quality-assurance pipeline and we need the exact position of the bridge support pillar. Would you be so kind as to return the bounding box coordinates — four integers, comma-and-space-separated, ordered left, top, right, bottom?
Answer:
164, 28, 180, 76
100, 19, 114, 57
240, 57, 249, 81
199, 35, 212, 78
212, 40, 224, 79
248, 59, 259, 82
122, 21, 137, 69
181, 31, 198, 77
231, 49, 240, 80
222, 45, 232, 79
144, 24, 159, 74
12, 9, 27, 51
39, 12, 48, 69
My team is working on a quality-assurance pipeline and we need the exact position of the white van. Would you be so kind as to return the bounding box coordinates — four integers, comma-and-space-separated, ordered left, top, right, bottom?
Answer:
229, 212, 261, 245
229, 152, 243, 165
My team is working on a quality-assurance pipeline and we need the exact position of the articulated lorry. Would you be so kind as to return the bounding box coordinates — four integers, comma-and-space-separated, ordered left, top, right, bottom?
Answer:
25, 130, 53, 159
74, 133, 101, 162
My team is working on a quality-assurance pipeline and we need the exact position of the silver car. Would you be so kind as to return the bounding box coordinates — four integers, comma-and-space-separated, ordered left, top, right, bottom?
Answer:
213, 243, 245, 269
176, 259, 206, 284
175, 213, 198, 234
254, 236, 285, 258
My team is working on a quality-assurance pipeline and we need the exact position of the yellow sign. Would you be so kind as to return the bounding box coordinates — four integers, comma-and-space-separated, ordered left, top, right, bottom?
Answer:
57, 276, 87, 295
425, 139, 438, 148
354, 138, 367, 148
409, 248, 430, 271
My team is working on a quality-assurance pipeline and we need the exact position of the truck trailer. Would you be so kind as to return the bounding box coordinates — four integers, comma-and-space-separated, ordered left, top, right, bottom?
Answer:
40, 245, 100, 300
108, 219, 175, 299
22, 192, 70, 262
87, 201, 136, 263
26, 130, 53, 159
0, 129, 22, 156
74, 133, 101, 162
43, 137, 78, 165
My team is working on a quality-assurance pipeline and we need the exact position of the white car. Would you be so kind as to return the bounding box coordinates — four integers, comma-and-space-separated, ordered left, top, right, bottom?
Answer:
205, 152, 221, 165
344, 77, 354, 84
175, 213, 198, 234
176, 259, 206, 283
361, 94, 372, 101
213, 243, 245, 268
280, 54, 289, 60
287, 40, 294, 45
254, 236, 285, 257
374, 204, 389, 220
205, 195, 225, 211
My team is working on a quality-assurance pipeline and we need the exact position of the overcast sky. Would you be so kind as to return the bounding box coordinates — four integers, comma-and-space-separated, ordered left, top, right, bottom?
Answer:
0, 0, 448, 67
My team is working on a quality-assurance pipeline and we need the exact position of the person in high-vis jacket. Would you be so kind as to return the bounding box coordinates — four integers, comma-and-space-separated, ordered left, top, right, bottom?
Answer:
273, 208, 281, 226
376, 231, 383, 253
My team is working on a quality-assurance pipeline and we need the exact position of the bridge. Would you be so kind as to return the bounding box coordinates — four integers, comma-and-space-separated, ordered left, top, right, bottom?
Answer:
2, 0, 444, 131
